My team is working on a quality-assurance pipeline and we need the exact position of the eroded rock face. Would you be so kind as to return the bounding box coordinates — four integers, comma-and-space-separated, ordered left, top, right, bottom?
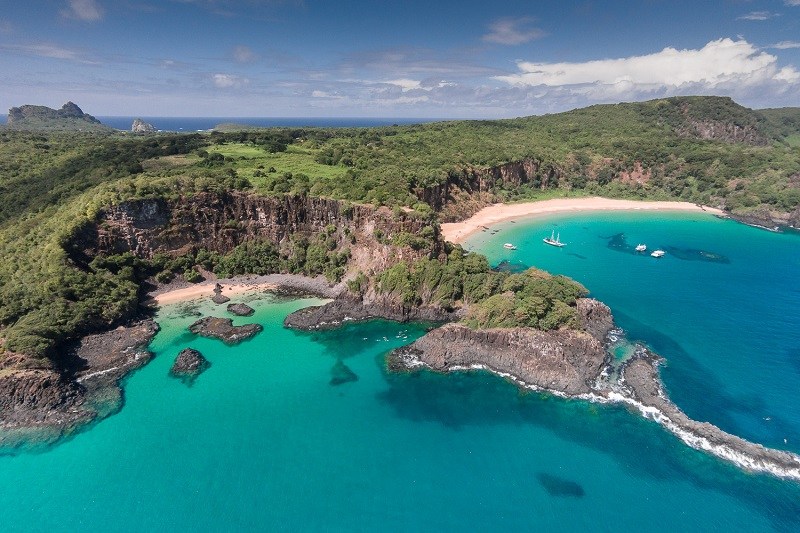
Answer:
169, 348, 209, 384
576, 298, 614, 342
131, 118, 156, 134
188, 317, 262, 344
0, 319, 158, 432
393, 322, 607, 396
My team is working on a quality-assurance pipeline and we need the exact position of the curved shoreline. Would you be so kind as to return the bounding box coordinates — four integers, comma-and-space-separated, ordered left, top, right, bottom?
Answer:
440, 197, 726, 244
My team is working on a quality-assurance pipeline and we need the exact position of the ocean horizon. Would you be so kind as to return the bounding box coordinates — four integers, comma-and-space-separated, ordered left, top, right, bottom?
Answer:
0, 114, 445, 131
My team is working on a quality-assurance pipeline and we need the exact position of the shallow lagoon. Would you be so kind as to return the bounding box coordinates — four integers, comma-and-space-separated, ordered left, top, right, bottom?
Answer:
1, 213, 799, 531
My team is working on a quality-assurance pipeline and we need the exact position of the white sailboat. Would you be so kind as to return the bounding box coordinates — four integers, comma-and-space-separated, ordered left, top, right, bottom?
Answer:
543, 230, 566, 247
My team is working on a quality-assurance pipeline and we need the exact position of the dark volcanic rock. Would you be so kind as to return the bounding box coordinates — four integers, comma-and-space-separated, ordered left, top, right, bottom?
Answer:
227, 303, 255, 316
576, 298, 614, 342
212, 293, 231, 304
392, 322, 607, 396
0, 319, 159, 435
189, 317, 262, 344
284, 295, 457, 331
169, 348, 210, 384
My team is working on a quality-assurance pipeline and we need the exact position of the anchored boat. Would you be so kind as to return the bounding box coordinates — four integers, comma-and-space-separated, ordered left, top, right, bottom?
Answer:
503, 243, 517, 250
651, 250, 666, 258
635, 244, 647, 252
543, 230, 566, 247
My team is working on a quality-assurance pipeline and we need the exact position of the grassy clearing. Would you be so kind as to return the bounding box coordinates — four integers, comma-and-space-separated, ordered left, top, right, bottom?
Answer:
207, 143, 346, 181
141, 154, 200, 172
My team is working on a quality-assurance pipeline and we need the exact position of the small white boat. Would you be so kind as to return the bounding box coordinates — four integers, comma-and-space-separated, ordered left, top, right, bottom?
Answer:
503, 243, 517, 250
650, 250, 666, 258
635, 244, 647, 252
543, 230, 566, 247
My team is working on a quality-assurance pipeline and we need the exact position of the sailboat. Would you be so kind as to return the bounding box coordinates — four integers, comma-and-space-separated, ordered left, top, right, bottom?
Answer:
543, 230, 566, 247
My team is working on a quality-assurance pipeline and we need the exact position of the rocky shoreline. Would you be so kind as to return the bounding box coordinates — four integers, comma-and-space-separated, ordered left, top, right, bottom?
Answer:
0, 319, 158, 444
386, 301, 800, 481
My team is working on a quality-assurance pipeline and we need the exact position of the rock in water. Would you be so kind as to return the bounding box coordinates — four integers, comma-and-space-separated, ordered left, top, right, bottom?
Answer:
169, 348, 210, 385
227, 303, 255, 316
330, 360, 358, 386
212, 293, 230, 304
188, 317, 262, 344
131, 118, 156, 134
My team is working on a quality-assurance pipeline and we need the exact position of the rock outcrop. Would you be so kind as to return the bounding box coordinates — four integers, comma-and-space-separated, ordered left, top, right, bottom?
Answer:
0, 319, 158, 437
188, 317, 262, 344
169, 348, 209, 384
284, 293, 458, 330
227, 303, 255, 316
389, 302, 608, 396
131, 118, 156, 134
6, 102, 110, 132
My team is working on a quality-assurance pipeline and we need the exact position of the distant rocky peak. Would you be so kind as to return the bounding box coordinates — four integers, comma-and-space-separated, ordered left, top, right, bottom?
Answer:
131, 118, 156, 134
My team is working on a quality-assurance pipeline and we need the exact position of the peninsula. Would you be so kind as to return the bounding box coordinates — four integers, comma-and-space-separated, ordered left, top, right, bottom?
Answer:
1, 97, 800, 480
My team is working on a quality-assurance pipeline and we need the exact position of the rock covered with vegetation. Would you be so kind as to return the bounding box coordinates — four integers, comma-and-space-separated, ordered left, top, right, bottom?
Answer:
6, 102, 111, 132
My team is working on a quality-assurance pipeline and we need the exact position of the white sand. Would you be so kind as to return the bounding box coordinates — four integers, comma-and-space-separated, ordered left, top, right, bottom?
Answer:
149, 281, 278, 306
440, 197, 725, 244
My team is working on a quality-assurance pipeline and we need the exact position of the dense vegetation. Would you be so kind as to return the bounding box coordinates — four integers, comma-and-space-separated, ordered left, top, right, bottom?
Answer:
376, 248, 587, 330
0, 95, 798, 365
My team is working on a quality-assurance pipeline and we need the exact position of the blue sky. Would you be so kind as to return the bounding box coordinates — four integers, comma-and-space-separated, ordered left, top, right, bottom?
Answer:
1, 0, 798, 117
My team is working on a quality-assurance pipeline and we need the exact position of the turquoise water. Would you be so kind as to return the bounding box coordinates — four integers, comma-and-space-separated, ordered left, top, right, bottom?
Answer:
1, 213, 800, 531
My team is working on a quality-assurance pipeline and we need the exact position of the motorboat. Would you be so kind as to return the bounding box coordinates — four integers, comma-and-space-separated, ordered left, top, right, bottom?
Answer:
635, 244, 647, 252
650, 250, 666, 258
503, 243, 517, 250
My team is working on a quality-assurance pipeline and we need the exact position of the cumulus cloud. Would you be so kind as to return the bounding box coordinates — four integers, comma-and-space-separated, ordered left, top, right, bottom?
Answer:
495, 38, 799, 92
785, 0, 800, 6
212, 73, 249, 88
482, 17, 545, 45
62, 0, 104, 22
233, 45, 257, 63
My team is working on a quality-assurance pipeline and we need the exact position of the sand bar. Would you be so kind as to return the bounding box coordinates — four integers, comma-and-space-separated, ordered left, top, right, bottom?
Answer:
440, 197, 726, 244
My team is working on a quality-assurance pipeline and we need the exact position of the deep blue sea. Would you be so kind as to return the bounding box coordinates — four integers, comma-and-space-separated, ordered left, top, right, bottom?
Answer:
0, 115, 440, 130
98, 116, 440, 131
1, 212, 800, 532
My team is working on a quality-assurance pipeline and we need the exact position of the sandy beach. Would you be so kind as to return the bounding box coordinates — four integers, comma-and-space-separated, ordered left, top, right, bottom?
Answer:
147, 273, 341, 306
440, 197, 726, 244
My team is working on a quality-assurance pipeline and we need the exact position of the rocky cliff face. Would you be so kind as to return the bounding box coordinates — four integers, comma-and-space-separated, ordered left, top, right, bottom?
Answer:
70, 192, 440, 262
388, 297, 611, 396
676, 119, 769, 146
416, 158, 564, 222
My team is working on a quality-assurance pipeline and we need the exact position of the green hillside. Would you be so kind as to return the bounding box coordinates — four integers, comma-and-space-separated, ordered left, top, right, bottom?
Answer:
0, 95, 798, 367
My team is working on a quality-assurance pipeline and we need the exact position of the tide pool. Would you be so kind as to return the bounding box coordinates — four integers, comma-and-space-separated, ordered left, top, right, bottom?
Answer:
1, 213, 799, 531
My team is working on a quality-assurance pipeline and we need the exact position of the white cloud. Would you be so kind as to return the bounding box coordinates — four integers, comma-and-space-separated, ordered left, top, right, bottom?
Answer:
384, 78, 422, 91
0, 43, 98, 63
772, 41, 800, 49
785, 1, 800, 6
212, 73, 249, 88
482, 17, 545, 46
233, 45, 257, 63
62, 0, 104, 22
737, 11, 779, 21
495, 38, 799, 91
